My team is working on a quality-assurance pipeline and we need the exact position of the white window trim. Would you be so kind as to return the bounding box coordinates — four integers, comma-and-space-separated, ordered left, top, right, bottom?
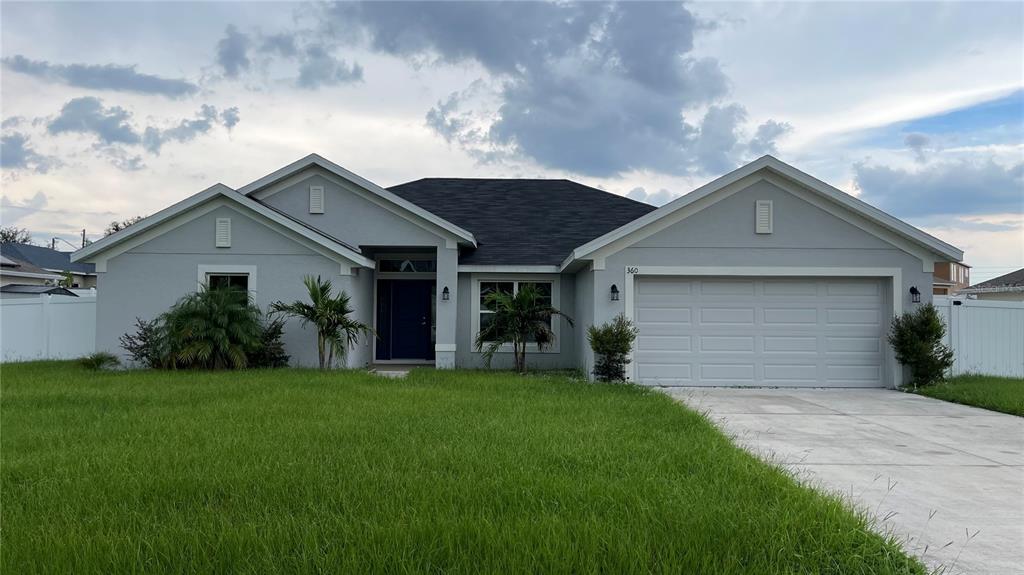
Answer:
197, 264, 258, 293
471, 274, 562, 354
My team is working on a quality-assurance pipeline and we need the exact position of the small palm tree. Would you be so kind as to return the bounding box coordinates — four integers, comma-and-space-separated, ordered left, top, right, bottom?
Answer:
270, 275, 373, 369
475, 284, 573, 373
162, 285, 263, 369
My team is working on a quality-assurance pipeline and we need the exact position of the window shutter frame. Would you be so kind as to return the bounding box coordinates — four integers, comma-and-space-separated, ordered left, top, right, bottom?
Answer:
755, 200, 773, 234
309, 185, 325, 214
215, 217, 231, 247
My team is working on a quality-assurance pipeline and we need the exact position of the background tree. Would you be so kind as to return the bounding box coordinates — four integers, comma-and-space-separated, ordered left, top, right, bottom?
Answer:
270, 275, 373, 369
0, 226, 33, 244
104, 216, 145, 236
476, 284, 573, 373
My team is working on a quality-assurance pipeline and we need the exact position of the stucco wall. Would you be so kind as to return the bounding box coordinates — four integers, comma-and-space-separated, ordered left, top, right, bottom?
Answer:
588, 179, 934, 386
257, 171, 447, 248
573, 268, 595, 377
96, 203, 370, 368
455, 272, 577, 370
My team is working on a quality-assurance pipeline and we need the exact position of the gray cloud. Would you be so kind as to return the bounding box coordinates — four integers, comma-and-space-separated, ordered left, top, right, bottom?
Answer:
45, 97, 239, 167
296, 44, 363, 89
854, 158, 1024, 217
749, 120, 793, 156
1, 117, 24, 129
260, 33, 298, 58
1, 133, 59, 173
2, 54, 198, 99
626, 186, 675, 206
904, 132, 931, 163
221, 107, 240, 130
328, 1, 788, 176
217, 25, 252, 78
47, 97, 141, 145
0, 191, 49, 224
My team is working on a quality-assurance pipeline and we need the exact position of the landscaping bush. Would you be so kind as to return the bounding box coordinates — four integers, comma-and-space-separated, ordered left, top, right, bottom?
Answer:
247, 317, 291, 368
888, 303, 954, 388
78, 352, 120, 371
162, 286, 263, 369
119, 317, 168, 368
587, 313, 638, 382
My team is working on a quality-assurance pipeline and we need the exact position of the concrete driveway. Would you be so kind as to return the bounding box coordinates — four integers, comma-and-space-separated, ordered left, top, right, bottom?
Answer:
663, 388, 1024, 575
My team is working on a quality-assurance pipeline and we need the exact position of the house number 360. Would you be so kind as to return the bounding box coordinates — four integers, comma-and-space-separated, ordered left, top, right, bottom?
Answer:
626, 267, 639, 274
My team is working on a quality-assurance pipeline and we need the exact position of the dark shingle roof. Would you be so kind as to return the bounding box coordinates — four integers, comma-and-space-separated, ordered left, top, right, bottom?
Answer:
963, 268, 1024, 291
0, 284, 78, 296
0, 243, 95, 274
388, 178, 656, 265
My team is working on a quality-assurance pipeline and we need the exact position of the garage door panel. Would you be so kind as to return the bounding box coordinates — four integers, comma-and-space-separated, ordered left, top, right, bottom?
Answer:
763, 336, 818, 353
826, 308, 880, 326
635, 277, 886, 388
636, 308, 692, 324
700, 280, 755, 296
636, 335, 691, 351
763, 308, 818, 325
763, 364, 818, 382
699, 335, 755, 352
700, 307, 755, 325
826, 336, 881, 353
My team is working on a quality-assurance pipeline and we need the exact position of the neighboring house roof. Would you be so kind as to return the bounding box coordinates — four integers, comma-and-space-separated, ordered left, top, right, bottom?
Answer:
389, 178, 657, 266
959, 268, 1024, 294
0, 253, 63, 281
563, 155, 964, 269
1, 242, 95, 275
71, 183, 375, 269
240, 153, 477, 247
1, 284, 78, 296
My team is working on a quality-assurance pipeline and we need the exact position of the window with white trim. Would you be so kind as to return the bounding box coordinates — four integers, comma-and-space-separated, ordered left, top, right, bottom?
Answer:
478, 279, 554, 344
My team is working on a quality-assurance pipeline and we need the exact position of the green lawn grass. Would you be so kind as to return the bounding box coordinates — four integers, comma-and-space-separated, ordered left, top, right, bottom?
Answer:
915, 374, 1024, 416
2, 362, 921, 574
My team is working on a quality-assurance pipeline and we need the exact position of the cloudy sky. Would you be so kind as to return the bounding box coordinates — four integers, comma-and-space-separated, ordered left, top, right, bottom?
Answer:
1, 1, 1021, 282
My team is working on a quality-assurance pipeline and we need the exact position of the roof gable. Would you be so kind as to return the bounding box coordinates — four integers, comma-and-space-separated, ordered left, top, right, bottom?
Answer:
240, 154, 477, 247
71, 183, 374, 269
564, 156, 963, 270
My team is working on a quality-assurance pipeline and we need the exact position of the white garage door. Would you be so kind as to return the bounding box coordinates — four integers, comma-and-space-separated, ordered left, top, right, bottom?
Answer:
634, 277, 886, 387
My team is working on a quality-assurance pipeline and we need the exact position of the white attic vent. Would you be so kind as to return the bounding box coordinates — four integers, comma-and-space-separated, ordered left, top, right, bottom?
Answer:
309, 185, 325, 214
755, 200, 773, 234
215, 218, 231, 247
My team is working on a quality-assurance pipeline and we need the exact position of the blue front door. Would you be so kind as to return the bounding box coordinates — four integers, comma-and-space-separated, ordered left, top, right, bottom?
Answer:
376, 279, 435, 361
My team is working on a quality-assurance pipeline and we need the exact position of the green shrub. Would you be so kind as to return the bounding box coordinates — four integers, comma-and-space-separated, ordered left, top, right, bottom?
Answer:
247, 318, 291, 369
78, 352, 120, 371
162, 286, 263, 369
888, 303, 954, 388
119, 317, 169, 368
587, 314, 639, 382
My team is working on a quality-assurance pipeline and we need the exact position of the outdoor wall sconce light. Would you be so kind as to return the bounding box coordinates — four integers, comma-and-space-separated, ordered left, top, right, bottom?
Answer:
610, 284, 620, 301
909, 286, 921, 303
442, 286, 450, 301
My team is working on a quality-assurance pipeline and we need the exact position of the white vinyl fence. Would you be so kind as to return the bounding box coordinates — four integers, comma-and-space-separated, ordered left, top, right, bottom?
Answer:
934, 296, 1024, 378
1, 292, 97, 362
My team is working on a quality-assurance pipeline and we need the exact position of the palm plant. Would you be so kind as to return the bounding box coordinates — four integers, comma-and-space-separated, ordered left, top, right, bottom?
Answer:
161, 285, 263, 369
270, 275, 373, 369
475, 283, 573, 373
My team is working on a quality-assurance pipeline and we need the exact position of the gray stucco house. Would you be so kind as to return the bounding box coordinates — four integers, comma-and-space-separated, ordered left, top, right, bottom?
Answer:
73, 154, 963, 387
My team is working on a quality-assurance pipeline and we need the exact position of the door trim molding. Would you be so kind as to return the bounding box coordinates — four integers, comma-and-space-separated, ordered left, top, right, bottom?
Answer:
623, 266, 902, 385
